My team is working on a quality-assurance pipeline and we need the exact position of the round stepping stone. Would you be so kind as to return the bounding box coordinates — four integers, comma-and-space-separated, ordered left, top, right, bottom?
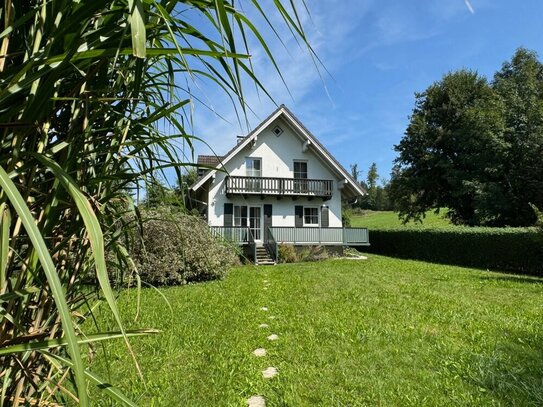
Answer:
268, 315, 275, 319
260, 307, 268, 311
267, 334, 279, 341
247, 395, 266, 407
262, 366, 278, 379
253, 348, 267, 357
259, 323, 269, 328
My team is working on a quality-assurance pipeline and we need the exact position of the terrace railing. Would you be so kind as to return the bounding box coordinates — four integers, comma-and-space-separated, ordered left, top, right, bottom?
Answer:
210, 226, 249, 244
210, 226, 257, 262
343, 228, 370, 245
225, 176, 333, 199
265, 227, 278, 262
269, 227, 369, 246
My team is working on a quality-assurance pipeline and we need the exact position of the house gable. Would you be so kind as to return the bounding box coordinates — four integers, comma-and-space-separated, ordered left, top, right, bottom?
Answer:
222, 117, 340, 183
191, 105, 366, 199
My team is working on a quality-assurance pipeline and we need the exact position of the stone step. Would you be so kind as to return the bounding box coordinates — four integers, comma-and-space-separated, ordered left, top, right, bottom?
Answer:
255, 246, 275, 265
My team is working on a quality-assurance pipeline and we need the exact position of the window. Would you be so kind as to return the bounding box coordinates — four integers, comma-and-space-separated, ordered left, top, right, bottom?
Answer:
293, 161, 307, 179
304, 207, 319, 226
245, 157, 261, 177
234, 205, 247, 227
234, 205, 241, 226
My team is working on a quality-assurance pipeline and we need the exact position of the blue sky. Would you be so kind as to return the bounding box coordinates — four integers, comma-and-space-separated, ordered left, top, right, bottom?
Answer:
186, 0, 543, 184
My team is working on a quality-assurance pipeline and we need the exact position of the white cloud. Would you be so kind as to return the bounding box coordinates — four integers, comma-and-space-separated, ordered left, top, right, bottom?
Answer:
184, 0, 373, 158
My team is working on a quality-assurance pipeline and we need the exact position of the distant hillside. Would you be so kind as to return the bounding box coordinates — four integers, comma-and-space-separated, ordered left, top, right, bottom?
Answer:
350, 210, 451, 229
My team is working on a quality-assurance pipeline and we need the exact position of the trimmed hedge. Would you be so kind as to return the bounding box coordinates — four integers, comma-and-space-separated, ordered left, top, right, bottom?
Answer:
364, 227, 543, 275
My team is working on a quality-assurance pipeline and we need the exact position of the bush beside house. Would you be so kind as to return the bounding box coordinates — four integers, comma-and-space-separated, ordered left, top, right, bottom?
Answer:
128, 208, 239, 286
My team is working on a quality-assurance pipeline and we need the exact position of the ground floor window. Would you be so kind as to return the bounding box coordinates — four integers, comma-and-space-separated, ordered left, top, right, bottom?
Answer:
234, 205, 245, 226
304, 207, 319, 226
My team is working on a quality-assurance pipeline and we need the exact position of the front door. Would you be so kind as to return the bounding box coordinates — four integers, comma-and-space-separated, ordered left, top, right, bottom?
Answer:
249, 206, 262, 242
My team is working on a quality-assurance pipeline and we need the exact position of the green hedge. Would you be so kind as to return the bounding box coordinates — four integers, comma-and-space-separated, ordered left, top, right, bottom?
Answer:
364, 227, 543, 275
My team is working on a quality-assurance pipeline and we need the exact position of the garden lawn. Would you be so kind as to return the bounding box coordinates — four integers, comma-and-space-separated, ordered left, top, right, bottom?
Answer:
92, 256, 543, 406
350, 209, 451, 229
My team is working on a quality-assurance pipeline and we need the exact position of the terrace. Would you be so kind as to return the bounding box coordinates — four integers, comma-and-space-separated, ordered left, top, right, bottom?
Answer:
210, 226, 370, 264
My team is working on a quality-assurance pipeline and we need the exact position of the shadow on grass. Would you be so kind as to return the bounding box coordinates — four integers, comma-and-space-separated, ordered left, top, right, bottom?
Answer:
467, 330, 543, 406
478, 275, 543, 285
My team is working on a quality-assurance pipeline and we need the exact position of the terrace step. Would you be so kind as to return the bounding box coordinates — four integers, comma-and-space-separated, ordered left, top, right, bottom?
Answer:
255, 246, 275, 265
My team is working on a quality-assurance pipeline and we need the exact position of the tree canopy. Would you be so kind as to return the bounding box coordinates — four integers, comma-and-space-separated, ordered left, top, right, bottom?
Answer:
391, 48, 543, 226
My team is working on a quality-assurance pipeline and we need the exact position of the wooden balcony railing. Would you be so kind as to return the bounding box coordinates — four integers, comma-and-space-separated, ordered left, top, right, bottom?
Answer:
225, 176, 333, 199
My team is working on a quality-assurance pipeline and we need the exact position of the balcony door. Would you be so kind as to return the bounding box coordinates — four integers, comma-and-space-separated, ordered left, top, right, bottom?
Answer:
234, 204, 262, 242
249, 206, 262, 242
293, 160, 308, 193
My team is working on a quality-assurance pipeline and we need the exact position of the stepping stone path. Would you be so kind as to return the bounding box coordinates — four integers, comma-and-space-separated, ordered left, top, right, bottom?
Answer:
247, 277, 280, 406
247, 395, 266, 407
262, 366, 278, 379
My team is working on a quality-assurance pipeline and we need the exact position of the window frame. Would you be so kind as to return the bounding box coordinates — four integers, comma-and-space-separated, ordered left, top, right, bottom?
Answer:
293, 160, 308, 179
303, 206, 319, 227
234, 205, 242, 227
245, 157, 262, 177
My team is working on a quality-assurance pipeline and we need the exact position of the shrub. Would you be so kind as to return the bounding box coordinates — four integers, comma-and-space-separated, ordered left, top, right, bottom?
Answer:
278, 244, 298, 263
364, 227, 543, 275
130, 207, 239, 285
298, 245, 329, 262
342, 207, 352, 227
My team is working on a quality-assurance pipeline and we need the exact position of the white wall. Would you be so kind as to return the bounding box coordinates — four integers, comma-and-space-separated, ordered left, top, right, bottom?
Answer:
206, 117, 344, 228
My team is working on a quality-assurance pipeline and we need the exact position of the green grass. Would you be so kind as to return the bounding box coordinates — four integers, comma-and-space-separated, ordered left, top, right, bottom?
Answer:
350, 210, 452, 229
93, 257, 543, 406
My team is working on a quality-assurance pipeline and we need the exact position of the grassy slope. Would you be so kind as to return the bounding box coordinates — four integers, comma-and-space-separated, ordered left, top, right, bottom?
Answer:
350, 210, 452, 229
93, 257, 543, 406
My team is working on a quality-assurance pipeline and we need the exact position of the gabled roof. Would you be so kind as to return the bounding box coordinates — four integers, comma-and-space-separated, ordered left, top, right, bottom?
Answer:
191, 105, 366, 198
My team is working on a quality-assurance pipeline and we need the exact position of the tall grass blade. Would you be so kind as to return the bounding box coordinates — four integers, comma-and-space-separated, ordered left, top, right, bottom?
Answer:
32, 153, 125, 335
128, 0, 147, 58
43, 352, 139, 407
0, 166, 89, 406
0, 203, 9, 293
0, 329, 160, 356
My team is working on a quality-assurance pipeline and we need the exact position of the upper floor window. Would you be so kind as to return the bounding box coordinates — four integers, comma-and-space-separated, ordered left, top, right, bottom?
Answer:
293, 161, 307, 179
246, 157, 261, 177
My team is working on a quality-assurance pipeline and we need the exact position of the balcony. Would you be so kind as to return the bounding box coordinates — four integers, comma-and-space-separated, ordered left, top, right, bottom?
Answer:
225, 175, 333, 200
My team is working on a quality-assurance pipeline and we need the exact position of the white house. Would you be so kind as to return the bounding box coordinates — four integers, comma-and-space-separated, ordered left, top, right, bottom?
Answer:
190, 105, 369, 264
